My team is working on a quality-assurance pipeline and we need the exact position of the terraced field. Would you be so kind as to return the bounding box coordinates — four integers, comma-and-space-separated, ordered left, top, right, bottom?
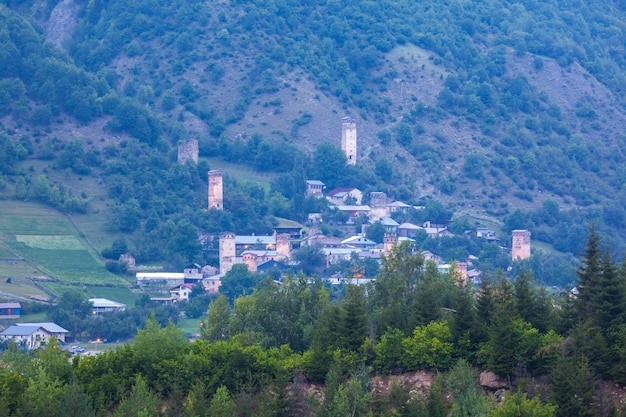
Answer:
0, 202, 128, 293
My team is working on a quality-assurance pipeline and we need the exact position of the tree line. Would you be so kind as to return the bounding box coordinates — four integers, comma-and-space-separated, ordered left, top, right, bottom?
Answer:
2, 226, 626, 416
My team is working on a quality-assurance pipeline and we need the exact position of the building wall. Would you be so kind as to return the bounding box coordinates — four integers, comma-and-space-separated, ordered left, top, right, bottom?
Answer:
512, 230, 531, 260
219, 232, 236, 274
242, 253, 258, 272
208, 170, 224, 210
341, 117, 357, 165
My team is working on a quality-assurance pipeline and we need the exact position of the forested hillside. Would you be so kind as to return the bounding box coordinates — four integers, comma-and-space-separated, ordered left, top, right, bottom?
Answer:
2, 0, 626, 270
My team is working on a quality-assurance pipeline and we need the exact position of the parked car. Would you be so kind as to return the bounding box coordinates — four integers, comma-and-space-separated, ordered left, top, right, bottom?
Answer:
71, 345, 85, 353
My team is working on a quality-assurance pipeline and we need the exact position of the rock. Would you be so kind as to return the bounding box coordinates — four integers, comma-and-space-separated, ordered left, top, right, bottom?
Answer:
479, 370, 508, 390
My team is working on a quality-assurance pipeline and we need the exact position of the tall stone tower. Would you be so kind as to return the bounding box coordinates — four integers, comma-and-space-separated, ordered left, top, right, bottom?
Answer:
208, 170, 223, 210
383, 233, 398, 257
219, 232, 236, 274
275, 233, 291, 260
512, 230, 531, 260
341, 117, 357, 165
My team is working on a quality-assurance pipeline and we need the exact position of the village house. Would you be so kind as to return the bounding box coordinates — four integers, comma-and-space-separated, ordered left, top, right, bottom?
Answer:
0, 322, 68, 350
322, 248, 358, 267
202, 274, 223, 295
398, 222, 423, 238
422, 221, 452, 238
333, 205, 371, 223
305, 180, 325, 198
300, 234, 343, 248
169, 283, 195, 301
380, 216, 400, 233
137, 264, 214, 291
465, 227, 498, 242
326, 187, 363, 205
0, 302, 21, 319
219, 233, 291, 273
386, 201, 412, 214
341, 235, 378, 250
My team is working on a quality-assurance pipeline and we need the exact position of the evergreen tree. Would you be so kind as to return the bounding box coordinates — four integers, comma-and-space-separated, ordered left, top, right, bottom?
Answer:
593, 251, 625, 337
113, 375, 161, 417
339, 285, 368, 351
485, 278, 522, 376
550, 354, 595, 417
575, 224, 603, 323
369, 242, 424, 335
448, 283, 480, 363
411, 262, 446, 327
446, 359, 491, 417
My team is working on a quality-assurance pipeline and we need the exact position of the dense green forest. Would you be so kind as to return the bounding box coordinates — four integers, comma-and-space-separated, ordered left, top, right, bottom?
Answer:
2, 0, 626, 279
2, 228, 626, 416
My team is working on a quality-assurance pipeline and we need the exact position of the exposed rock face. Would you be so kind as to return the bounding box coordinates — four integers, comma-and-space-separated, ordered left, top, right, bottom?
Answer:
479, 370, 509, 390
371, 370, 437, 398
45, 0, 79, 47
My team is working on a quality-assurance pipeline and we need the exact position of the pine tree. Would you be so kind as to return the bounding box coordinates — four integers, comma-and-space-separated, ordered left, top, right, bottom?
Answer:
593, 251, 625, 337
339, 285, 368, 352
575, 224, 603, 323
551, 354, 595, 417
486, 277, 522, 376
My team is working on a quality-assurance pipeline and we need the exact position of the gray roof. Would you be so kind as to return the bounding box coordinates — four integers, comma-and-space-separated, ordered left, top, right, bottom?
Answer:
0, 302, 21, 309
306, 180, 325, 185
380, 217, 400, 226
387, 201, 411, 208
235, 236, 275, 245
398, 222, 421, 230
15, 322, 69, 333
1, 325, 40, 336
89, 298, 126, 308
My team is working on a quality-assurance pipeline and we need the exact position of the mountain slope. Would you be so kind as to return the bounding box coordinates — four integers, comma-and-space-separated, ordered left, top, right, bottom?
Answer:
2, 0, 626, 258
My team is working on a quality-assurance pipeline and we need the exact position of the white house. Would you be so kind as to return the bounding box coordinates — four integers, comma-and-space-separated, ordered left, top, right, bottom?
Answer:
1, 322, 69, 350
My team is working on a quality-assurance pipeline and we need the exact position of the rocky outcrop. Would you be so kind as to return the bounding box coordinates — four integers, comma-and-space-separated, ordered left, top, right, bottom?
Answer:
479, 370, 509, 390
45, 0, 79, 47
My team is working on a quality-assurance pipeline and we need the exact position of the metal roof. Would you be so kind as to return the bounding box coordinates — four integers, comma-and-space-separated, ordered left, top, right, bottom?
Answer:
15, 322, 69, 333
1, 325, 41, 336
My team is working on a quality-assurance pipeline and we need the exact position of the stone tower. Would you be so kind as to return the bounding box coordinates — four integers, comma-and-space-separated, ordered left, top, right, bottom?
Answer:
177, 139, 199, 164
383, 233, 398, 257
341, 117, 357, 165
512, 230, 531, 260
208, 170, 223, 210
219, 232, 236, 274
275, 233, 291, 260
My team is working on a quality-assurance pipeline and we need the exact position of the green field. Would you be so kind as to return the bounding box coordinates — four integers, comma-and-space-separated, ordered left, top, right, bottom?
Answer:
0, 276, 50, 301
0, 201, 127, 298
87, 286, 139, 307
177, 317, 202, 336
205, 157, 275, 193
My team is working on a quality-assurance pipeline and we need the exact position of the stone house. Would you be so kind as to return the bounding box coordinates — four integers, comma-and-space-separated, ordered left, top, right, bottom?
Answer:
326, 187, 363, 205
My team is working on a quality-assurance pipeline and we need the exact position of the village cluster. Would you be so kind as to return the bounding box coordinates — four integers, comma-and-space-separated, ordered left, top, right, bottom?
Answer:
0, 119, 532, 350
134, 117, 532, 302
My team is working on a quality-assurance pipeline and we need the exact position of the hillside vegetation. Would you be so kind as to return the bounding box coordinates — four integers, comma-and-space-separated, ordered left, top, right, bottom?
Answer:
1, 0, 626, 279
